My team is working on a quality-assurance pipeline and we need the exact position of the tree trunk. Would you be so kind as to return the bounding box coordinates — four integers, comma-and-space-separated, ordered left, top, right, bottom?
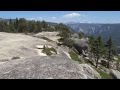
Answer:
107, 61, 110, 68
116, 61, 119, 70
107, 45, 111, 69
95, 43, 99, 68
96, 57, 99, 68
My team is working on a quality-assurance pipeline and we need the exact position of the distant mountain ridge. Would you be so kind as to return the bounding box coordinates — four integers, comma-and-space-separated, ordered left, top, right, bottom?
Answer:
0, 18, 16, 22
66, 23, 120, 47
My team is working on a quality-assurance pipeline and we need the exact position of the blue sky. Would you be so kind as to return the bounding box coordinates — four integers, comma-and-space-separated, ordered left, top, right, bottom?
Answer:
0, 11, 120, 23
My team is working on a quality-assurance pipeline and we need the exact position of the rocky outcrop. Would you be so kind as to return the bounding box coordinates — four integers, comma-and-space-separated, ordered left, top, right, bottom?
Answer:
0, 56, 101, 79
110, 69, 120, 79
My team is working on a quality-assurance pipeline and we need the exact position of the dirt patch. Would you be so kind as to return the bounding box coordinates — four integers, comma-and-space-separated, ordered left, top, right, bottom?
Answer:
0, 59, 9, 62
11, 56, 21, 60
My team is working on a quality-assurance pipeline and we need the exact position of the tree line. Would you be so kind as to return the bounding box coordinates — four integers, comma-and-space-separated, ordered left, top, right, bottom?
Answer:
0, 18, 70, 34
89, 36, 116, 68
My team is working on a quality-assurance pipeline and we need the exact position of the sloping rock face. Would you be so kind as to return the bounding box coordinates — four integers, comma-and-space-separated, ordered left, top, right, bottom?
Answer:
0, 32, 100, 79
0, 56, 101, 79
110, 69, 120, 79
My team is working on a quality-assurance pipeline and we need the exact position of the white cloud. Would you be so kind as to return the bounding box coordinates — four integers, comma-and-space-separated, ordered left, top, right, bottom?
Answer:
63, 13, 81, 18
27, 18, 35, 20
38, 17, 43, 19
27, 17, 43, 21
52, 17, 56, 19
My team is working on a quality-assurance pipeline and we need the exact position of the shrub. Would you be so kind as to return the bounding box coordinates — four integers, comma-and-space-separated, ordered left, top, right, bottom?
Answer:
58, 38, 74, 48
69, 51, 81, 63
42, 46, 57, 56
42, 47, 52, 56
96, 68, 113, 79
78, 32, 85, 39
64, 39, 74, 48
50, 47, 57, 54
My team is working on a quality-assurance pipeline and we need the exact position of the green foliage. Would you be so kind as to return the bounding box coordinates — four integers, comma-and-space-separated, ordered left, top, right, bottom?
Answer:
64, 39, 74, 48
56, 23, 71, 40
56, 23, 73, 48
69, 51, 81, 63
89, 36, 106, 68
50, 47, 57, 54
78, 32, 85, 39
42, 46, 57, 56
88, 36, 95, 53
42, 47, 52, 56
96, 69, 113, 79
106, 37, 116, 68
41, 20, 48, 29
58, 38, 74, 48
65, 39, 74, 48
89, 36, 117, 69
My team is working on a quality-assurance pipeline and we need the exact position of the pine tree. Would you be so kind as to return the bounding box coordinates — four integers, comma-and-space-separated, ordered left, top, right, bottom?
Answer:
36, 21, 42, 32
57, 23, 71, 47
18, 18, 28, 33
106, 37, 116, 68
14, 18, 19, 33
94, 37, 100, 68
88, 36, 95, 60
89, 36, 106, 68
96, 36, 106, 68
8, 19, 15, 33
41, 20, 48, 31
78, 32, 85, 39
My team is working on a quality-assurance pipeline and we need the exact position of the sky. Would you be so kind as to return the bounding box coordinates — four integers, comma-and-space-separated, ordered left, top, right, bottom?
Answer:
0, 11, 120, 23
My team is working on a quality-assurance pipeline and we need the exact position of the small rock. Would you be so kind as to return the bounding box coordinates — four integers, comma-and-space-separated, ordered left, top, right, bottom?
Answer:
113, 57, 118, 61
110, 69, 120, 79
35, 45, 44, 49
84, 57, 89, 60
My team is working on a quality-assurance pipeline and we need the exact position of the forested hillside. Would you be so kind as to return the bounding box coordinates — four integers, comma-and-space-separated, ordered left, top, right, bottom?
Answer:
0, 18, 71, 34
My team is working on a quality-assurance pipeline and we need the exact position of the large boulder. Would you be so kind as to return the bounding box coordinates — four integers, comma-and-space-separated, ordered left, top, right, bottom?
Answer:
110, 69, 120, 79
73, 39, 88, 54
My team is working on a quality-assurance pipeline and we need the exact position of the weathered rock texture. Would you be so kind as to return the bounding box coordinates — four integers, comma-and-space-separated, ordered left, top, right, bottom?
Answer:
0, 32, 101, 79
0, 56, 101, 79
